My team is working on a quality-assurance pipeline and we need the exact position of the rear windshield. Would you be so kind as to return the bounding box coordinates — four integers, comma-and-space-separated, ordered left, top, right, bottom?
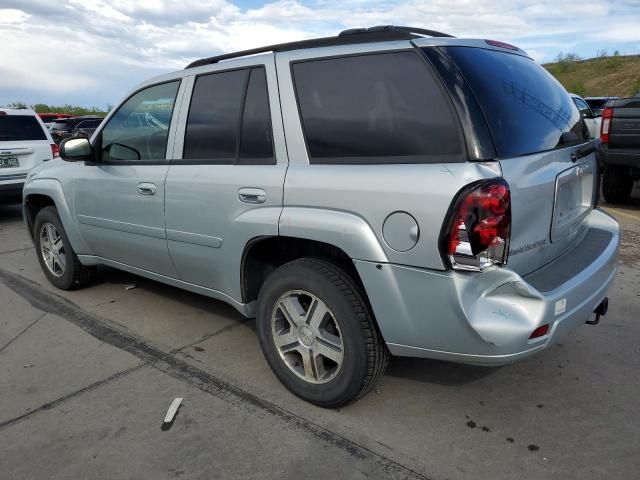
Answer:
585, 99, 610, 108
51, 120, 70, 130
441, 47, 588, 157
0, 115, 47, 141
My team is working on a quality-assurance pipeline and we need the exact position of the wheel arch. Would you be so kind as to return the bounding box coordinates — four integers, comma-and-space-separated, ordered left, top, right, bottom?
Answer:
241, 236, 370, 306
23, 179, 91, 253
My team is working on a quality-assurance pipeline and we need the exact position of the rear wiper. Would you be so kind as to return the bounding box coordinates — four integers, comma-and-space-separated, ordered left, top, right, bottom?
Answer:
571, 140, 599, 163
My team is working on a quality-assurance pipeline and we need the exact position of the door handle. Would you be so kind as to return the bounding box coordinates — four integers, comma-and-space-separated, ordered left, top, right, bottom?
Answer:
238, 188, 266, 204
137, 182, 157, 195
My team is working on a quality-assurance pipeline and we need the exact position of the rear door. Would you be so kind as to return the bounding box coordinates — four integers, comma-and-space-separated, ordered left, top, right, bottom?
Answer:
0, 113, 52, 181
165, 55, 287, 301
435, 46, 596, 276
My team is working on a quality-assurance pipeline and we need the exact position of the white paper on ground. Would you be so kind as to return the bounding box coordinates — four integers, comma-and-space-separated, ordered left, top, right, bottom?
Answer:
163, 397, 183, 424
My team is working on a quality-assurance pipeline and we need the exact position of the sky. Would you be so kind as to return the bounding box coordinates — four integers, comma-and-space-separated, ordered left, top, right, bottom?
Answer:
1, 0, 639, 109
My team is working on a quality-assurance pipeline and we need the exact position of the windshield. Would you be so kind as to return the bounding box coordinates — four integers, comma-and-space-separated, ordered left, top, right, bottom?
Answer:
0, 115, 47, 141
440, 47, 588, 157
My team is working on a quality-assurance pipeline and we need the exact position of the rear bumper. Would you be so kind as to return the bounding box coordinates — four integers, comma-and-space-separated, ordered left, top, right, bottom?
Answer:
0, 181, 24, 203
355, 208, 619, 365
598, 144, 640, 170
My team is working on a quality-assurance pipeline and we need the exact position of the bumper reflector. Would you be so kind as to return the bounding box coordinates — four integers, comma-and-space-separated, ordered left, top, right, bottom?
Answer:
529, 324, 549, 339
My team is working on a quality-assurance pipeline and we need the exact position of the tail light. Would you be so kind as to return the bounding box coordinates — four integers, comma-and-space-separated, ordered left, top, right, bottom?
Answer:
600, 106, 613, 144
50, 143, 60, 159
442, 178, 511, 272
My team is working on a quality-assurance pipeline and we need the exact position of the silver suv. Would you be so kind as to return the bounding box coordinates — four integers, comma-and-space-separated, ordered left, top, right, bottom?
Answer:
23, 26, 619, 407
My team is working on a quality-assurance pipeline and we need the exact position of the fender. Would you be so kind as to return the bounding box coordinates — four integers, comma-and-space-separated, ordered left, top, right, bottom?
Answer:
279, 207, 388, 263
23, 177, 92, 255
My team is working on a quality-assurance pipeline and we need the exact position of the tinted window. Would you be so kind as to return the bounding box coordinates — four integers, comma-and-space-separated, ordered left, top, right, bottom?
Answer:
76, 120, 100, 129
0, 116, 47, 141
292, 52, 463, 164
442, 47, 588, 157
51, 120, 69, 130
183, 69, 247, 161
239, 68, 274, 164
101, 81, 179, 162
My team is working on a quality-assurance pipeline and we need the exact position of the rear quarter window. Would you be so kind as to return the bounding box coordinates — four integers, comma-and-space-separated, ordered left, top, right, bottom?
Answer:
0, 115, 47, 141
292, 51, 464, 164
440, 47, 588, 157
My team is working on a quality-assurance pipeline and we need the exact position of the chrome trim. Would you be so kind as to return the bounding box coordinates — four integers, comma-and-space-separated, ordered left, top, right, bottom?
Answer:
0, 173, 28, 181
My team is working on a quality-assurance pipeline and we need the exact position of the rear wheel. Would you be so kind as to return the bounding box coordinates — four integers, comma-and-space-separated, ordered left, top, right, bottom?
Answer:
256, 258, 388, 408
602, 165, 633, 204
34, 206, 95, 290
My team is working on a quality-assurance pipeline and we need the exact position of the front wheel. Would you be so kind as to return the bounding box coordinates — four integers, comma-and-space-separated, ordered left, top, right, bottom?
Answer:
33, 206, 95, 290
256, 258, 388, 408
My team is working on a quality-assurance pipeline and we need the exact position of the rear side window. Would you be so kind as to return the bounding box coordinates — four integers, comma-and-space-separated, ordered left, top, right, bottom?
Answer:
183, 67, 274, 164
292, 52, 463, 164
0, 116, 47, 141
441, 47, 588, 157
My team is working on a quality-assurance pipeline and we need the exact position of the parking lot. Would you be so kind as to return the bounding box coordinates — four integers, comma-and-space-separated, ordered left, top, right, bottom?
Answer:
1, 192, 639, 479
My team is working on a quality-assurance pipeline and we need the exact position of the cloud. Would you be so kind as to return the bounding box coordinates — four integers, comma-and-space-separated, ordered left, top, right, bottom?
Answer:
1, 0, 639, 107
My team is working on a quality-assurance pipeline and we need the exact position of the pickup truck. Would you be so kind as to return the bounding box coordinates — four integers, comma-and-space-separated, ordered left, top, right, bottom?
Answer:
599, 97, 640, 203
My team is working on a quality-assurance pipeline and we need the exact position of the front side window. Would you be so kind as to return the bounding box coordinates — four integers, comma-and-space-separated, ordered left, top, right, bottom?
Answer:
292, 52, 464, 164
100, 81, 180, 162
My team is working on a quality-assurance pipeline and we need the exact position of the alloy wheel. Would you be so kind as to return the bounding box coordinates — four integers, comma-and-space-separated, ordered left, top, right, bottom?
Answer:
271, 290, 344, 384
39, 222, 66, 277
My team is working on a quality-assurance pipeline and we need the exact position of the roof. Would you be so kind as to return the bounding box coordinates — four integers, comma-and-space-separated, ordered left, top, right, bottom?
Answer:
0, 108, 38, 116
186, 25, 454, 69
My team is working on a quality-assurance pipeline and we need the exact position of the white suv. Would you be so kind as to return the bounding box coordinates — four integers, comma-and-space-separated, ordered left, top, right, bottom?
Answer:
1, 108, 58, 204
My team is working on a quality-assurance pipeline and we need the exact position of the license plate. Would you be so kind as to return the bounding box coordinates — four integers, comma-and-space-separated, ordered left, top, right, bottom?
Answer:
556, 177, 582, 220
551, 164, 594, 242
0, 156, 19, 168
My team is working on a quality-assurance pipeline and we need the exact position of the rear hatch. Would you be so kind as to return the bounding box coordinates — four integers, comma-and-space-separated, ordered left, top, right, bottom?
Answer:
436, 46, 597, 276
0, 114, 52, 179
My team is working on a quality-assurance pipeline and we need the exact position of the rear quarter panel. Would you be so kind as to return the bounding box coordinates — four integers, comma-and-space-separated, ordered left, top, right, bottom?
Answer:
276, 43, 502, 269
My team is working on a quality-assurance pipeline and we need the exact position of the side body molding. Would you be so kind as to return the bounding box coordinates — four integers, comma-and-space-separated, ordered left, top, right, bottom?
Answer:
23, 177, 92, 255
279, 207, 389, 263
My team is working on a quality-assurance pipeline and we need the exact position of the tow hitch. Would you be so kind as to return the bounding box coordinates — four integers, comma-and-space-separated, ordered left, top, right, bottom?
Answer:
586, 297, 609, 325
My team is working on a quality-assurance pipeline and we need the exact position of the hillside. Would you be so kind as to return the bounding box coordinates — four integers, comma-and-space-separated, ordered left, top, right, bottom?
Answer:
544, 54, 640, 98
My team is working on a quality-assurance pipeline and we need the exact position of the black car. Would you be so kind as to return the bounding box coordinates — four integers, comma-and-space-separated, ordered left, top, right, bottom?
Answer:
72, 118, 103, 139
584, 96, 619, 117
50, 116, 103, 143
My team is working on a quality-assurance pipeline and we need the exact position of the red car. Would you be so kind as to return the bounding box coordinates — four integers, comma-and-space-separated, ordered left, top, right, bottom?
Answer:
38, 113, 73, 126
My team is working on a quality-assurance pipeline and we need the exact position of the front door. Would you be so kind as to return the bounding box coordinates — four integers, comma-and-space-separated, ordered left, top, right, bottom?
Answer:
74, 80, 183, 277
165, 58, 287, 301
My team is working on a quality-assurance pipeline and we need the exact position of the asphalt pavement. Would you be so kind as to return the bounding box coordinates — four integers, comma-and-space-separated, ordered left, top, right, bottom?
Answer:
1, 191, 639, 480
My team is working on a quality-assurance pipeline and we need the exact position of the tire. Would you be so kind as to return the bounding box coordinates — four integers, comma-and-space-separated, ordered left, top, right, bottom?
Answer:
602, 165, 633, 204
33, 206, 96, 290
256, 258, 389, 408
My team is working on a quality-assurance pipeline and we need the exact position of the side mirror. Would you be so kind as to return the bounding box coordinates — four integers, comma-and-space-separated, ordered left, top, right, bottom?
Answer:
60, 137, 92, 162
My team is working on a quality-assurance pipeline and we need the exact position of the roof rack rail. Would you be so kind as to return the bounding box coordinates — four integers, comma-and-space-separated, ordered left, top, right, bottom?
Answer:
185, 25, 454, 69
339, 25, 453, 38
